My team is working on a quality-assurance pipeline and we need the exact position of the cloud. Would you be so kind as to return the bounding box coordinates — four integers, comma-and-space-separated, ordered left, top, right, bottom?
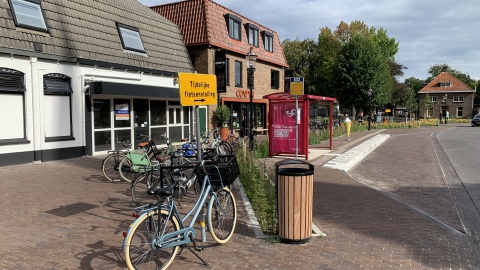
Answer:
139, 0, 480, 80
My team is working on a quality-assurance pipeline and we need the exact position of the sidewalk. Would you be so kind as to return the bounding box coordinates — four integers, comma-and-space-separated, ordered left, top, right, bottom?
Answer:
0, 126, 474, 269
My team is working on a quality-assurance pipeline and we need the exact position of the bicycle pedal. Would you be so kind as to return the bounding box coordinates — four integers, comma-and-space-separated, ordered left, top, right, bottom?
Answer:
191, 240, 204, 251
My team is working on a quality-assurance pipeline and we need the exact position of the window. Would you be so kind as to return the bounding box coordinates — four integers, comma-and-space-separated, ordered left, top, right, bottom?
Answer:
10, 0, 48, 32
453, 96, 464, 102
0, 68, 26, 141
439, 82, 451, 87
226, 14, 241, 41
226, 58, 230, 86
247, 23, 259, 47
430, 96, 437, 102
235, 61, 242, 87
263, 31, 274, 52
116, 23, 145, 53
457, 106, 464, 117
271, 70, 279, 89
43, 73, 74, 141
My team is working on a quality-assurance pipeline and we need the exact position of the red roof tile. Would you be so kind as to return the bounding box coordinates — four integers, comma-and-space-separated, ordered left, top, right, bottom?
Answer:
420, 72, 474, 93
151, 0, 288, 68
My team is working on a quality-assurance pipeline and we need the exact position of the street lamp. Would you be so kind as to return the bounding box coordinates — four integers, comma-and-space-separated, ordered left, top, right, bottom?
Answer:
367, 87, 373, 131
443, 93, 448, 124
246, 47, 257, 151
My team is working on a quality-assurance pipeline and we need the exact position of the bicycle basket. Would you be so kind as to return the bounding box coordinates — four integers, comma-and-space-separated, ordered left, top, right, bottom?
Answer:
195, 155, 240, 187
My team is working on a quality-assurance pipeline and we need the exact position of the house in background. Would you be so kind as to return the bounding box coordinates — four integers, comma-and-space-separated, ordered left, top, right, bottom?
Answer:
418, 71, 475, 119
0, 0, 193, 166
151, 0, 289, 135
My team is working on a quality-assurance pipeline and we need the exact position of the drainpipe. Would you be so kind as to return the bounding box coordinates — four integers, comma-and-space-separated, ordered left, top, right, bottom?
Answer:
30, 57, 42, 163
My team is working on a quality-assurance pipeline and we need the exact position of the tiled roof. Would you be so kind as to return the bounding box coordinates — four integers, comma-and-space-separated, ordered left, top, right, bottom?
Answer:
419, 72, 474, 93
151, 0, 288, 68
0, 0, 193, 74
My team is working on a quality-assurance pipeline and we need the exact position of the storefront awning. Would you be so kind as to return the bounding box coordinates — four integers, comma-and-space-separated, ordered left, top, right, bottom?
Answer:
88, 81, 179, 98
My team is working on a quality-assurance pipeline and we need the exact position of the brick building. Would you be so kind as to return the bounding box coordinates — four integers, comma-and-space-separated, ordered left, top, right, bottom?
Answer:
151, 0, 289, 135
418, 71, 475, 119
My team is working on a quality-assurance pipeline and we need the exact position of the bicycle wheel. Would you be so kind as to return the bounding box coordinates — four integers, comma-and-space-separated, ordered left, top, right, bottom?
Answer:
101, 152, 124, 181
216, 141, 232, 155
225, 135, 239, 153
131, 171, 161, 206
207, 188, 237, 244
118, 156, 138, 183
124, 209, 180, 270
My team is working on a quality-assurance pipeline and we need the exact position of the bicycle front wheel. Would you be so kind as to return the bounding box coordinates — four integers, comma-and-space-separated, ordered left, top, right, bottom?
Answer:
216, 141, 232, 155
131, 171, 160, 206
101, 152, 125, 181
207, 188, 237, 244
124, 209, 180, 270
118, 156, 137, 183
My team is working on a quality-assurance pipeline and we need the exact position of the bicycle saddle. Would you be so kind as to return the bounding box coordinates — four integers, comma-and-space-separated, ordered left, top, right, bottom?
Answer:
155, 155, 171, 163
137, 141, 149, 148
148, 183, 177, 196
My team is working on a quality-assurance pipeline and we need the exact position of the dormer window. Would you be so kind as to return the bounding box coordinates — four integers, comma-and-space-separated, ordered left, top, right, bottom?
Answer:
10, 0, 48, 32
225, 14, 241, 41
246, 23, 259, 47
439, 82, 451, 87
263, 31, 274, 52
116, 23, 145, 53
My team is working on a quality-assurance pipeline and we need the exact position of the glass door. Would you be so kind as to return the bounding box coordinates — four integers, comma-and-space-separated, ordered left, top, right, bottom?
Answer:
133, 99, 149, 147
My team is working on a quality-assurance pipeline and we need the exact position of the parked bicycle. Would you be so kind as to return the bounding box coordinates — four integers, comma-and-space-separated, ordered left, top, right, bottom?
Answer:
123, 153, 239, 269
118, 134, 168, 182
101, 143, 131, 182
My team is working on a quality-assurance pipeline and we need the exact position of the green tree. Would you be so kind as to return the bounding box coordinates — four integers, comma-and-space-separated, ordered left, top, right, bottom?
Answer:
420, 94, 433, 119
334, 33, 392, 114
281, 38, 317, 93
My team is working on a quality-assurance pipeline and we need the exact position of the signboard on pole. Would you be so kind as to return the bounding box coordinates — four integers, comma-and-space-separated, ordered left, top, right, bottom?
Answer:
178, 72, 217, 106
290, 77, 304, 96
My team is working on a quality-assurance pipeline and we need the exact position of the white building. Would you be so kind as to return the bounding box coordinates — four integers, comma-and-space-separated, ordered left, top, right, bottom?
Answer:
0, 0, 194, 166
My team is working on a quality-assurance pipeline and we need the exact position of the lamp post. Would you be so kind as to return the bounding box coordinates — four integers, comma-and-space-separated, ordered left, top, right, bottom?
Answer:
443, 93, 448, 124
367, 87, 373, 131
246, 47, 257, 151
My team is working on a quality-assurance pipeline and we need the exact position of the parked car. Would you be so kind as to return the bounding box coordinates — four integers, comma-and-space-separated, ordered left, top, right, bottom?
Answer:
471, 114, 480, 126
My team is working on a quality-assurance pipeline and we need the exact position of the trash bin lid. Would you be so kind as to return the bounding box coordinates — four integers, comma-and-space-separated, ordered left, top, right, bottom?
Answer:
277, 167, 314, 176
275, 159, 314, 174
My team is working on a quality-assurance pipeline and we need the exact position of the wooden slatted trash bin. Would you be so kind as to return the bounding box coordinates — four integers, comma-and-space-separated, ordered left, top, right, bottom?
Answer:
276, 159, 314, 244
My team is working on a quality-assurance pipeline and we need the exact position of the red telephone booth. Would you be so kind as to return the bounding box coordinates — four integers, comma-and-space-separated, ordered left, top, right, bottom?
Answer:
263, 93, 337, 160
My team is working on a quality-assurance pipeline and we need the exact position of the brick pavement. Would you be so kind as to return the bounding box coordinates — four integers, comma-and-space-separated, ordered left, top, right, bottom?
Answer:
0, 125, 475, 269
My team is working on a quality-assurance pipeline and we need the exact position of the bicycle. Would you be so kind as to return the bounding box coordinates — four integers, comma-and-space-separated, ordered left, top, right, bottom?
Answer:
100, 143, 131, 182
201, 128, 233, 155
118, 135, 165, 182
131, 148, 200, 206
123, 153, 239, 269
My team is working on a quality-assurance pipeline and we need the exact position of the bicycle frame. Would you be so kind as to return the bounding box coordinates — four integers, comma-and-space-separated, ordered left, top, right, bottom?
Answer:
123, 172, 216, 251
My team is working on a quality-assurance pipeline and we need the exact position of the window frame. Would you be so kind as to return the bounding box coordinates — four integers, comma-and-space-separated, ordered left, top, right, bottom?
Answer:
457, 106, 463, 117
226, 58, 230, 86
0, 68, 28, 144
430, 96, 437, 103
234, 60, 242, 87
263, 31, 274, 52
43, 73, 74, 142
247, 23, 259, 47
271, 69, 280, 89
225, 14, 242, 41
453, 95, 464, 102
9, 0, 49, 32
439, 82, 452, 87
116, 22, 146, 53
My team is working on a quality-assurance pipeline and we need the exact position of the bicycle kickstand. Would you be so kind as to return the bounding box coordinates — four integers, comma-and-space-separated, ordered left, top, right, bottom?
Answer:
186, 239, 209, 266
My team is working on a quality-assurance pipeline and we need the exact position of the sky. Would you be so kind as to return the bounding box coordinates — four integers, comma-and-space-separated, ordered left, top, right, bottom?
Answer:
138, 0, 480, 81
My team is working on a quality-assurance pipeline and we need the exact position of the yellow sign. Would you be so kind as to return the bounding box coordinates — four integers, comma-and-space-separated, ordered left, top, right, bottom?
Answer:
385, 109, 391, 113
290, 77, 304, 96
178, 73, 217, 106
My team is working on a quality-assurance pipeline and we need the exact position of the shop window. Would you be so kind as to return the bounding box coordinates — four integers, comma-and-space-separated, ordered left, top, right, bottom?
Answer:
43, 73, 74, 141
247, 23, 259, 47
457, 106, 463, 117
93, 99, 111, 129
263, 31, 274, 52
0, 68, 26, 141
116, 22, 145, 53
10, 0, 48, 32
271, 70, 279, 89
235, 60, 242, 87
151, 100, 167, 126
225, 14, 241, 41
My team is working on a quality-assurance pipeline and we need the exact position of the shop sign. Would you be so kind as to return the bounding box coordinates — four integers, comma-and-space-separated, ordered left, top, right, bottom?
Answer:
236, 89, 252, 99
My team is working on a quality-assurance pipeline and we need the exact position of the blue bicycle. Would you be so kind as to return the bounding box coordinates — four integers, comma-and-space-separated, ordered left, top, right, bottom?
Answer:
123, 154, 239, 269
